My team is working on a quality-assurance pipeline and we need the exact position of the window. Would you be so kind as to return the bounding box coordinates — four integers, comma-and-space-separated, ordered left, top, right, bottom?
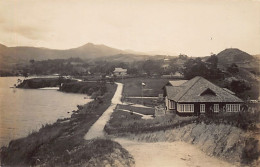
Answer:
168, 100, 175, 109
172, 101, 175, 109
214, 104, 219, 112
177, 104, 194, 112
226, 104, 240, 112
200, 104, 205, 113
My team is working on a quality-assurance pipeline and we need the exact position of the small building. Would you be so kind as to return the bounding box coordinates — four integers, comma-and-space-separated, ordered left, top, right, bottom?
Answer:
113, 68, 127, 77
164, 76, 243, 116
161, 72, 184, 79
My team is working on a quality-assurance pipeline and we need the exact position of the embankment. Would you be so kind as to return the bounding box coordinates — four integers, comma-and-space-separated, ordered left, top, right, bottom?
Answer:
0, 83, 134, 167
16, 77, 108, 97
16, 77, 74, 89
122, 123, 259, 166
60, 81, 107, 96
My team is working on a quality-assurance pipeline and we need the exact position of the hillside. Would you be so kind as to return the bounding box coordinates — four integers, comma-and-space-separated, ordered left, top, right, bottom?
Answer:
216, 48, 259, 71
0, 43, 131, 70
95, 54, 169, 63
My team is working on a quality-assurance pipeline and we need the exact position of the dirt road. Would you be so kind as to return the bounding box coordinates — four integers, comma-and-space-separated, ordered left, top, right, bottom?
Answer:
115, 138, 235, 167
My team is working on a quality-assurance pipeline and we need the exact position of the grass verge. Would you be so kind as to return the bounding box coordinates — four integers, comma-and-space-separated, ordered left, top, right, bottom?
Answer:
117, 104, 155, 115
105, 110, 196, 134
123, 97, 161, 107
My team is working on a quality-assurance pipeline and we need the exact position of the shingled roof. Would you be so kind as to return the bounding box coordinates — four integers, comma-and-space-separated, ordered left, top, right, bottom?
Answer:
166, 76, 243, 103
168, 80, 188, 86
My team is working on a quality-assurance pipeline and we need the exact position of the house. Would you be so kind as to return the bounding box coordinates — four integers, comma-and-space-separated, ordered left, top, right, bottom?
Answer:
113, 68, 127, 77
162, 57, 170, 71
161, 72, 184, 79
164, 76, 243, 116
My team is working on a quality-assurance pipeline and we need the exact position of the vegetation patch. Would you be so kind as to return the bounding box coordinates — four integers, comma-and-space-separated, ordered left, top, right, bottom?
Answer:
121, 77, 168, 97
117, 104, 155, 115
38, 139, 134, 167
196, 111, 260, 131
60, 81, 107, 96
123, 97, 160, 107
105, 110, 196, 135
16, 77, 74, 89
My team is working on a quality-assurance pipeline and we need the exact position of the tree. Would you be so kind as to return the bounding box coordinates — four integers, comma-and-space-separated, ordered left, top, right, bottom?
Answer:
183, 58, 209, 79
206, 54, 218, 69
142, 60, 161, 76
127, 67, 139, 75
229, 79, 251, 93
178, 54, 188, 60
227, 63, 239, 74
29, 59, 35, 65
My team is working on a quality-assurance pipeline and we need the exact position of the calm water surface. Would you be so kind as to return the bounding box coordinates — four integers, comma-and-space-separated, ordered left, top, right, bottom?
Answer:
0, 77, 91, 147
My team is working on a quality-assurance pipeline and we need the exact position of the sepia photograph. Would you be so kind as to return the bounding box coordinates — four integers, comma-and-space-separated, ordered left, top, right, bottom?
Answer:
0, 0, 259, 166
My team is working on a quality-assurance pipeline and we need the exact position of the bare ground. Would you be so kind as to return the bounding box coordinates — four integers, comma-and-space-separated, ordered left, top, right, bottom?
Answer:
115, 138, 235, 167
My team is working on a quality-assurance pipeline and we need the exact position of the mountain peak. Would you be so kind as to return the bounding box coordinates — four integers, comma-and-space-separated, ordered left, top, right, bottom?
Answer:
217, 48, 253, 58
83, 42, 94, 46
216, 48, 254, 65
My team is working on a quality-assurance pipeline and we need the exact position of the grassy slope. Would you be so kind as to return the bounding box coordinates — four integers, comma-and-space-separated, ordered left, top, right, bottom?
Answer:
234, 68, 259, 100
212, 67, 259, 100
0, 84, 134, 166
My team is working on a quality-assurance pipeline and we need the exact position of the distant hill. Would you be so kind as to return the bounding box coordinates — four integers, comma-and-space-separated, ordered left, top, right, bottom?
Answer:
216, 48, 259, 72
0, 43, 132, 70
96, 54, 150, 62
96, 54, 170, 63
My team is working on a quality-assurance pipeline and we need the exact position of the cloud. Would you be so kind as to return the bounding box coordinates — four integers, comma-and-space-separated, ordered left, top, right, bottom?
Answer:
1, 24, 48, 40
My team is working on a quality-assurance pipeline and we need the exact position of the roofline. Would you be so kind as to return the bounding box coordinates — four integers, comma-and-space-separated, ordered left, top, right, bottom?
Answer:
176, 77, 201, 101
166, 76, 244, 103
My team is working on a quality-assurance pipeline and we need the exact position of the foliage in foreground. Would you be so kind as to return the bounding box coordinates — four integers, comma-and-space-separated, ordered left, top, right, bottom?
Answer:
196, 111, 260, 131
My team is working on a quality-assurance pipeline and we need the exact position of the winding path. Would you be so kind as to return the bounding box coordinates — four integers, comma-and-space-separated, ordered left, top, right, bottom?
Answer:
84, 82, 123, 140
84, 82, 235, 167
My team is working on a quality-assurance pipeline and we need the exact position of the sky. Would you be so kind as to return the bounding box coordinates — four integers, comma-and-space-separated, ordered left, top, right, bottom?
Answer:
0, 0, 259, 57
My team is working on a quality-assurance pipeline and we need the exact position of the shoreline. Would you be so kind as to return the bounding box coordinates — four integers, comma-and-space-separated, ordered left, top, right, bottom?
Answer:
0, 77, 94, 148
1, 82, 129, 166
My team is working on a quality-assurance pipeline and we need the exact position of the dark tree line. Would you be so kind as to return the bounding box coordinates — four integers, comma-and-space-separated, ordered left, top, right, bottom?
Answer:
182, 55, 222, 80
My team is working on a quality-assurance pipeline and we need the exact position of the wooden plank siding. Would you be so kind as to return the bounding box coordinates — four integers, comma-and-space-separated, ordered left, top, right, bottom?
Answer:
165, 98, 242, 116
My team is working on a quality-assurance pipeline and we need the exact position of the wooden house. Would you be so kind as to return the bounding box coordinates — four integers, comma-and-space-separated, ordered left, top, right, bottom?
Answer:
164, 76, 243, 116
113, 68, 127, 77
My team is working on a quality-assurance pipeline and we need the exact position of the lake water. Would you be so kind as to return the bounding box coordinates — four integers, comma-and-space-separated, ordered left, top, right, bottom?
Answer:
0, 77, 91, 147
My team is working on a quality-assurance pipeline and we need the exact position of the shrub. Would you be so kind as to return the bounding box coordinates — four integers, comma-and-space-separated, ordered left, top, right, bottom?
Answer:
197, 111, 260, 131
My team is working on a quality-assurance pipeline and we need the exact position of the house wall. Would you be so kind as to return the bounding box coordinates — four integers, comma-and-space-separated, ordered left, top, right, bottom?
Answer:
114, 71, 127, 76
165, 96, 176, 111
174, 102, 242, 116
